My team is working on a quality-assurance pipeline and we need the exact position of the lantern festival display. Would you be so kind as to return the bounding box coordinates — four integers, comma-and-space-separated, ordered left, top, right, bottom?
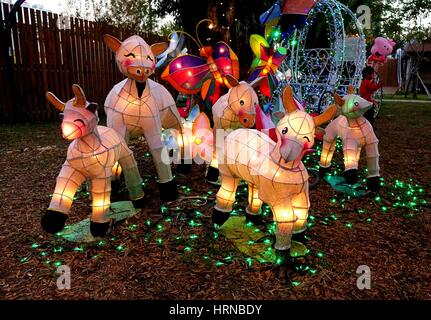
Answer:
161, 41, 240, 107
41, 85, 145, 237
103, 34, 185, 202
206, 75, 264, 182
319, 85, 381, 191
213, 86, 337, 266
248, 34, 287, 98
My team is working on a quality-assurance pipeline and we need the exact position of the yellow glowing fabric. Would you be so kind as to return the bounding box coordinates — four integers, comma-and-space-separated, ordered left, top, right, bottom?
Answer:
103, 34, 184, 183
47, 85, 144, 224
319, 87, 380, 177
215, 86, 337, 250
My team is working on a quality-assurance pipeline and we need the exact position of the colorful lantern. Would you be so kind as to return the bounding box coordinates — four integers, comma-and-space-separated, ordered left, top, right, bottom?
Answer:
103, 34, 185, 202
156, 32, 187, 69
368, 37, 396, 65
166, 105, 214, 165
213, 85, 337, 268
206, 75, 264, 182
248, 34, 287, 98
41, 85, 145, 237
319, 85, 381, 191
161, 41, 240, 106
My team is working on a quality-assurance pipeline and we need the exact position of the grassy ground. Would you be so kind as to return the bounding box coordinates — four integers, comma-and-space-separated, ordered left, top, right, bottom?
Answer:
383, 93, 430, 101
0, 101, 430, 299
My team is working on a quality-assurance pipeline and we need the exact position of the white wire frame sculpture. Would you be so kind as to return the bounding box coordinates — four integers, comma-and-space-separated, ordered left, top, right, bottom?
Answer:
272, 0, 366, 113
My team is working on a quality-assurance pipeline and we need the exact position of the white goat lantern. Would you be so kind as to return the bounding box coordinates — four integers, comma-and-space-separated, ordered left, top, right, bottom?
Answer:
213, 86, 337, 265
319, 85, 381, 191
104, 34, 185, 202
41, 85, 145, 237
206, 75, 264, 181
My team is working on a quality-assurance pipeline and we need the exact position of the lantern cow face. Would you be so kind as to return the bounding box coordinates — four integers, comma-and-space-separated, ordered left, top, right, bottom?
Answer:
275, 87, 317, 163
224, 75, 264, 128
334, 85, 373, 119
47, 85, 98, 141
104, 34, 168, 83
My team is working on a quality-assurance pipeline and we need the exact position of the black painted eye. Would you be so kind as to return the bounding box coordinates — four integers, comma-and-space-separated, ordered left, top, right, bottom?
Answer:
303, 136, 310, 142
147, 55, 154, 62
354, 102, 359, 106
243, 118, 248, 123
240, 100, 244, 106
124, 53, 136, 58
282, 127, 288, 134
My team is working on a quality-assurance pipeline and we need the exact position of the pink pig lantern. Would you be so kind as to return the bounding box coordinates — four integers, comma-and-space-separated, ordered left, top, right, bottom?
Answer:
368, 37, 396, 65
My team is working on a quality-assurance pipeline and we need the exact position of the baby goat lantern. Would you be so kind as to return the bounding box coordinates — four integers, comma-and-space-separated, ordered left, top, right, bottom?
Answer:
104, 34, 185, 202
213, 86, 337, 268
42, 85, 145, 237
206, 75, 264, 182
319, 85, 381, 191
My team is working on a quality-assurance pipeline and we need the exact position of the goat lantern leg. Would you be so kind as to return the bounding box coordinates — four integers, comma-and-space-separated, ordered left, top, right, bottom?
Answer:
42, 85, 145, 238
214, 86, 337, 282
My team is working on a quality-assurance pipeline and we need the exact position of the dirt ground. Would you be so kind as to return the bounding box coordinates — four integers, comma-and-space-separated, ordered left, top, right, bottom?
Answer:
0, 101, 430, 300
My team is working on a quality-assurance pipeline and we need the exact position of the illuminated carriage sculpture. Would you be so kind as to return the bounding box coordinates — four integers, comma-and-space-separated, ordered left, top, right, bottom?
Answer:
271, 0, 368, 113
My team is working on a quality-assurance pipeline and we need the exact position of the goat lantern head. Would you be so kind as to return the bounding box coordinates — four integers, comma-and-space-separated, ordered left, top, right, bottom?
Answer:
46, 85, 98, 141
276, 86, 337, 162
104, 34, 168, 83
225, 74, 264, 128
334, 85, 373, 119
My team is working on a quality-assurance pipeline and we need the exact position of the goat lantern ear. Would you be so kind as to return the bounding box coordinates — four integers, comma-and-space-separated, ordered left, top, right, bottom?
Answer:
333, 91, 344, 106
192, 112, 211, 135
225, 74, 239, 88
151, 42, 169, 56
46, 92, 65, 112
313, 104, 338, 127
249, 76, 265, 89
103, 34, 122, 53
72, 84, 86, 106
282, 85, 297, 114
86, 103, 98, 113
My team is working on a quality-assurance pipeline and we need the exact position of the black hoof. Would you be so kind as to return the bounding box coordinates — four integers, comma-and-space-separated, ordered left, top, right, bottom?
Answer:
41, 210, 68, 234
131, 196, 145, 208
90, 220, 111, 237
367, 176, 381, 192
111, 179, 121, 195
212, 208, 230, 227
292, 231, 307, 243
344, 169, 358, 185
206, 166, 219, 183
158, 180, 179, 203
318, 166, 331, 177
245, 212, 263, 225
275, 249, 292, 285
176, 162, 192, 175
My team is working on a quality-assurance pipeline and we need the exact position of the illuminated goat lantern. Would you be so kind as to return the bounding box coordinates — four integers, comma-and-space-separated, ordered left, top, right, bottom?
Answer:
104, 34, 184, 202
41, 85, 145, 237
206, 75, 264, 182
319, 85, 381, 191
213, 86, 337, 266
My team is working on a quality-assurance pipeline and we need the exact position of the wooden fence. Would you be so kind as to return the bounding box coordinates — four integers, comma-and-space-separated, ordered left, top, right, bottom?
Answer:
0, 3, 163, 123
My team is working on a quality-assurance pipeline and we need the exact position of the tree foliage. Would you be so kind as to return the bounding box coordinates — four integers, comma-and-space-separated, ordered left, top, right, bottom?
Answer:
65, 0, 157, 33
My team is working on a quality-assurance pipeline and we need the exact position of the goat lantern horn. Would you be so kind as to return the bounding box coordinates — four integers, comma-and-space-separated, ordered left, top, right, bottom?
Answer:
282, 85, 297, 114
313, 104, 338, 127
347, 85, 355, 94
46, 91, 65, 112
72, 84, 86, 106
